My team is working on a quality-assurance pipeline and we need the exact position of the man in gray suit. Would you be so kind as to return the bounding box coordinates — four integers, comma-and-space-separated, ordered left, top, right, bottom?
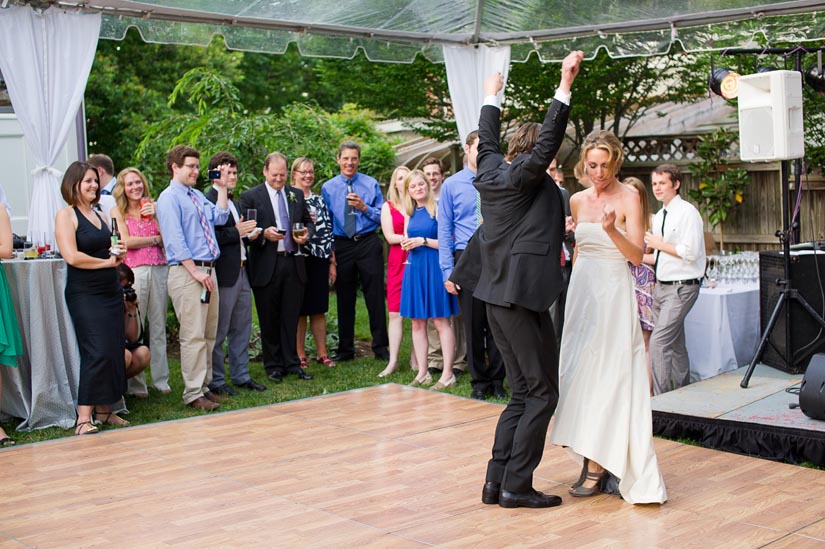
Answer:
204, 152, 267, 395
457, 51, 583, 509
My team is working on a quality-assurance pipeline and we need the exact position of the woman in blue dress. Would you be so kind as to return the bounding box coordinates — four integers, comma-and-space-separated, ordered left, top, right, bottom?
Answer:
399, 170, 458, 389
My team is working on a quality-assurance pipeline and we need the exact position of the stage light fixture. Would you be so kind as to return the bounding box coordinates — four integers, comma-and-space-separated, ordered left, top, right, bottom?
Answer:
805, 64, 825, 93
709, 68, 741, 99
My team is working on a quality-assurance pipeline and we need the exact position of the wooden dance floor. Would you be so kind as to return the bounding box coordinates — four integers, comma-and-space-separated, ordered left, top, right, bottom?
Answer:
1, 384, 824, 548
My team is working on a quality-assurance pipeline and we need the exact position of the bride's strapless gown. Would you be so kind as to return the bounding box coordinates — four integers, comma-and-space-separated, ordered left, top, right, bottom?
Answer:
548, 222, 667, 504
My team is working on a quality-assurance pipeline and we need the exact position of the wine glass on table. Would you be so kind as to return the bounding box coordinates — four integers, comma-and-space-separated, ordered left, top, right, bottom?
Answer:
292, 222, 307, 256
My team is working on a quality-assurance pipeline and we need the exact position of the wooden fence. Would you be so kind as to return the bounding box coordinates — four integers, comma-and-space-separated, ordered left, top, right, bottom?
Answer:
564, 134, 825, 252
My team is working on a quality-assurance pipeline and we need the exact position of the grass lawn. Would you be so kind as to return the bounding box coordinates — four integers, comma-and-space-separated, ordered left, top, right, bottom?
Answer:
2, 292, 505, 445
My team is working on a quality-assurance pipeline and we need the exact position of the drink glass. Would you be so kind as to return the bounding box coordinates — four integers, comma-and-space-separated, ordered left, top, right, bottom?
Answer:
246, 209, 257, 223
292, 223, 307, 256
140, 197, 153, 220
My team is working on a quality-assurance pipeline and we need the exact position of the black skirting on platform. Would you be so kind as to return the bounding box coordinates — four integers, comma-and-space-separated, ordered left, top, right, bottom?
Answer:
653, 411, 825, 467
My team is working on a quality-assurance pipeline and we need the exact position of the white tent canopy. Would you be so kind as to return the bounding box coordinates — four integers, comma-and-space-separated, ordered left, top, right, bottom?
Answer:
1, 0, 824, 245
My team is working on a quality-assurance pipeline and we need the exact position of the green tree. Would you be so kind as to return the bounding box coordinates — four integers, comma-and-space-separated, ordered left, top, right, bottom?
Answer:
506, 49, 709, 150
86, 30, 244, 176
133, 68, 397, 193
688, 127, 750, 251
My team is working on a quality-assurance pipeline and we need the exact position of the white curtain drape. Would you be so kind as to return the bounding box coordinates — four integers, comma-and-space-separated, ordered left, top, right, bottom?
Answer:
443, 44, 511, 145
0, 6, 100, 247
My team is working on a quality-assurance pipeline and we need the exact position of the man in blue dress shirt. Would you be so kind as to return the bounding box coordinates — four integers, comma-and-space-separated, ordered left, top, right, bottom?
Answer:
438, 131, 505, 400
321, 141, 389, 361
157, 145, 231, 411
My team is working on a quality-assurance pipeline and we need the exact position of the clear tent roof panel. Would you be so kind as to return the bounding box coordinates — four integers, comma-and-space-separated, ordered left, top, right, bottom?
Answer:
19, 0, 825, 61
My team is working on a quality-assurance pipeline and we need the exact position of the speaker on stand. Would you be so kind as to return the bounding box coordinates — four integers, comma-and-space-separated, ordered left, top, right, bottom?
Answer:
739, 69, 825, 387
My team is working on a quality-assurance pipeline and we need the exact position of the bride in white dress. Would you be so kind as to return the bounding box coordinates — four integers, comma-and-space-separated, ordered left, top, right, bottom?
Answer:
548, 130, 667, 504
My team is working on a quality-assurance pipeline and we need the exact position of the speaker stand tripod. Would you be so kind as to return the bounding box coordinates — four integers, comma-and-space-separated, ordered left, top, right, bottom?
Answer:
741, 159, 825, 388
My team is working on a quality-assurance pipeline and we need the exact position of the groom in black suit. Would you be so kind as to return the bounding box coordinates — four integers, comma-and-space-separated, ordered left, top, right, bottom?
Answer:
459, 51, 583, 509
239, 152, 315, 382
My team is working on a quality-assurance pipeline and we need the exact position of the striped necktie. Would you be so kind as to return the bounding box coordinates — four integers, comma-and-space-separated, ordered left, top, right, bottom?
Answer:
188, 189, 219, 259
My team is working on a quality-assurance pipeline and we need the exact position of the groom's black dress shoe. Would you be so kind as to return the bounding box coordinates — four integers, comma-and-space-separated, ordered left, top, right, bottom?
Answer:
498, 488, 562, 509
481, 482, 501, 504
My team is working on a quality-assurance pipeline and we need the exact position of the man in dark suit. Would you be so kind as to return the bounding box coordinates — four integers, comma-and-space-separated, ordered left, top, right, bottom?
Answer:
204, 152, 268, 395
548, 157, 575, 346
239, 152, 315, 382
458, 51, 583, 509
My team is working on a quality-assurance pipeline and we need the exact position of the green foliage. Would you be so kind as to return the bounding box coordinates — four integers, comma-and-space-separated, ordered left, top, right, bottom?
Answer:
688, 128, 750, 250
507, 48, 709, 150
168, 67, 243, 115
803, 80, 825, 172
87, 31, 245, 180
132, 68, 397, 192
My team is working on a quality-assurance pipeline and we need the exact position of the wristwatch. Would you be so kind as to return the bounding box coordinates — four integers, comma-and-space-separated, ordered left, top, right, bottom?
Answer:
423, 237, 428, 246
152, 237, 159, 246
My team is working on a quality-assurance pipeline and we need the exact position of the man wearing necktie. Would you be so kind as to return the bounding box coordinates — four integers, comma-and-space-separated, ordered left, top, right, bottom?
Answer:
204, 152, 268, 396
439, 130, 505, 401
644, 164, 706, 395
240, 152, 315, 382
321, 142, 389, 362
157, 145, 230, 411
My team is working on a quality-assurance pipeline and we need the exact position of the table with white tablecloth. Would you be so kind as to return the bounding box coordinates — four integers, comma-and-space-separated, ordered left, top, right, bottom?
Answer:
0, 258, 80, 430
685, 283, 761, 382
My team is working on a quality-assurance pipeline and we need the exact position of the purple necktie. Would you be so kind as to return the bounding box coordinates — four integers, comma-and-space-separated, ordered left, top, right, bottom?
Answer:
278, 190, 297, 253
188, 189, 219, 259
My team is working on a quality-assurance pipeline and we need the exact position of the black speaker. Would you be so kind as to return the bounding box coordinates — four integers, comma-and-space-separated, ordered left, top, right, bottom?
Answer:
799, 354, 825, 421
759, 250, 825, 373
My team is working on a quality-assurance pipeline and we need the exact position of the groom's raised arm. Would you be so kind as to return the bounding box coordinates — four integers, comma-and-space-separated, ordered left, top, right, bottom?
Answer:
476, 72, 505, 179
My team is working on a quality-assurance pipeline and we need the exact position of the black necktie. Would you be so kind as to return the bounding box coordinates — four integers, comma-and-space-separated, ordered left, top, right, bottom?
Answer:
654, 208, 668, 276
344, 179, 357, 238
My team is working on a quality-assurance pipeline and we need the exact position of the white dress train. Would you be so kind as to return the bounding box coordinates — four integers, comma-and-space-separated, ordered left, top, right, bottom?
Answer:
548, 223, 667, 504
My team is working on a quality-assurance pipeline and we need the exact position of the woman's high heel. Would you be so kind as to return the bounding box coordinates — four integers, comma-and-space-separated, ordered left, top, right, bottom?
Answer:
571, 458, 589, 490
569, 471, 606, 497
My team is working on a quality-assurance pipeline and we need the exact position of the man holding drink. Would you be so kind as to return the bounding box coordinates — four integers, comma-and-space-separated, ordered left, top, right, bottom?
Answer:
239, 152, 315, 383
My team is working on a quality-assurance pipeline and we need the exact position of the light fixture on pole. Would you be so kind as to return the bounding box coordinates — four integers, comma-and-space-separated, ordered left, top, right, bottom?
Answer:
709, 67, 741, 99
805, 51, 825, 93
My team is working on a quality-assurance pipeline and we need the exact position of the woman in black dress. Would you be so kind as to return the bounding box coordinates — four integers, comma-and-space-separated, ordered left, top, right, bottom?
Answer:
54, 161, 128, 435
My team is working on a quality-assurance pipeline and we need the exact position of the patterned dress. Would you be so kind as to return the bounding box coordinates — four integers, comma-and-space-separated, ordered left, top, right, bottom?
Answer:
628, 244, 655, 331
301, 193, 334, 316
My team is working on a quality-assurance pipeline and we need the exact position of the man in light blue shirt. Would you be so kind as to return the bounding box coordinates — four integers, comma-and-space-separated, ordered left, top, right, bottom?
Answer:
157, 145, 230, 411
321, 141, 388, 361
438, 130, 504, 400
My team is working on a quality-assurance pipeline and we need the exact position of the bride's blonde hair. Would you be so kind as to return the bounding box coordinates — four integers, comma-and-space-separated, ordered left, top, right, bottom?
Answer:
575, 130, 624, 181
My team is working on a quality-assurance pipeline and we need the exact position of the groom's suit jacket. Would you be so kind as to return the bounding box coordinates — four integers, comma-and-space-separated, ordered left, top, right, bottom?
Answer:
462, 101, 570, 313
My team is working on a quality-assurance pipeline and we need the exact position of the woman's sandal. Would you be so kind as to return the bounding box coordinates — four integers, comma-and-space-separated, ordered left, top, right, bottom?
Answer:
93, 411, 130, 427
0, 437, 16, 447
569, 471, 606, 497
299, 357, 309, 369
74, 421, 100, 436
571, 458, 590, 490
317, 355, 336, 368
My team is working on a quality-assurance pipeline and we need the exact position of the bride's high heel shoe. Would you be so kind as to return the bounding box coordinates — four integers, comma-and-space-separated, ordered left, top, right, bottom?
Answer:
569, 470, 606, 497
571, 458, 589, 490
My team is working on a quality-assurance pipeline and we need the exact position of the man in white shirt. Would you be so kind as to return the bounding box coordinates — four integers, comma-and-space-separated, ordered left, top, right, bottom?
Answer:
87, 153, 117, 223
645, 164, 706, 395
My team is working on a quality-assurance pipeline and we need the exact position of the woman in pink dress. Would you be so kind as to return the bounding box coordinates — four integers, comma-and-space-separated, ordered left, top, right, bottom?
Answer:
110, 168, 170, 397
378, 166, 412, 377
